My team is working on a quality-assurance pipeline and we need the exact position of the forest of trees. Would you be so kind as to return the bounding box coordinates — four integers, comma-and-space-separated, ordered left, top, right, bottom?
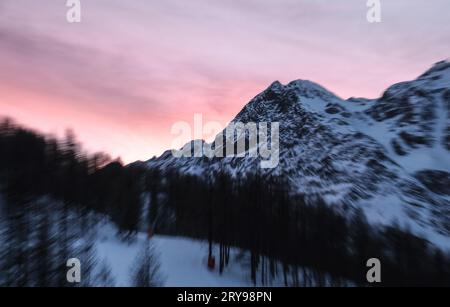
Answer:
0, 117, 143, 234
146, 169, 450, 287
1, 117, 450, 287
0, 118, 148, 286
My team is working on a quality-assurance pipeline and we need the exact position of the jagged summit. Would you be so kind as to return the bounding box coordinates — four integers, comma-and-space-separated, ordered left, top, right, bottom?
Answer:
267, 80, 284, 92
265, 79, 339, 100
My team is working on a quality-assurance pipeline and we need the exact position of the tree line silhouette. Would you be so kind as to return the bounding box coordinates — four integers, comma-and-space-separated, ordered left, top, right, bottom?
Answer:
0, 118, 145, 286
0, 118, 143, 234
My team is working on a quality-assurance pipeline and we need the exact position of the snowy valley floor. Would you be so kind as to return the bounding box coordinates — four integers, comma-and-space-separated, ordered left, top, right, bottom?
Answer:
96, 224, 256, 287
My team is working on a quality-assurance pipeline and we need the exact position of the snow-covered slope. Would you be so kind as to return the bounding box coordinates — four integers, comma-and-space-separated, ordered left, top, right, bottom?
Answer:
146, 60, 450, 248
96, 222, 349, 287
96, 223, 264, 287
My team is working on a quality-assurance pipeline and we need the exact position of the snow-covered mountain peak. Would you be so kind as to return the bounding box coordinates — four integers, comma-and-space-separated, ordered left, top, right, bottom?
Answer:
235, 78, 345, 125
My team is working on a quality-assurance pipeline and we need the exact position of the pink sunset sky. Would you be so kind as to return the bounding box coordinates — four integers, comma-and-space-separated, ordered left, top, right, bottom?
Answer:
0, 0, 449, 163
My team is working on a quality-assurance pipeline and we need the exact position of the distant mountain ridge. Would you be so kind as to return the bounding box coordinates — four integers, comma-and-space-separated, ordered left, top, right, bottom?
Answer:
144, 60, 450, 249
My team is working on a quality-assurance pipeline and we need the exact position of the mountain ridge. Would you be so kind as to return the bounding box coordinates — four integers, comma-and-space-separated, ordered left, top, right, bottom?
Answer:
145, 60, 450, 249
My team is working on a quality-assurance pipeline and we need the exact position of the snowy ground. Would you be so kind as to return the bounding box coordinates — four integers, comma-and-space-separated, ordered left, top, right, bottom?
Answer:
96, 223, 255, 287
